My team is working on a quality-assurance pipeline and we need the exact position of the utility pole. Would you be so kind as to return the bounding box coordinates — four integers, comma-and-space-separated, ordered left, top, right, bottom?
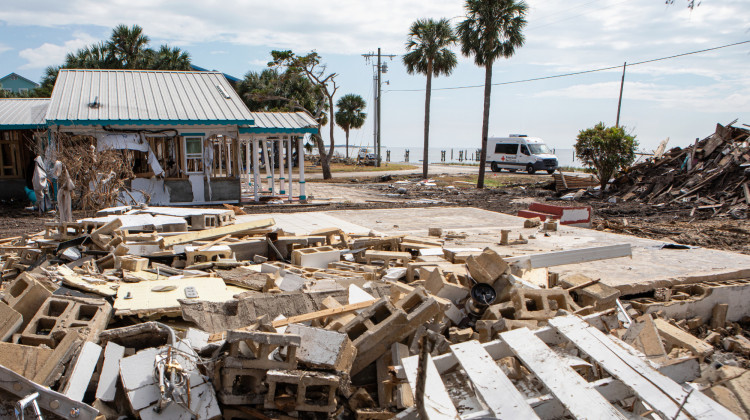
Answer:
362, 48, 396, 167
615, 62, 626, 128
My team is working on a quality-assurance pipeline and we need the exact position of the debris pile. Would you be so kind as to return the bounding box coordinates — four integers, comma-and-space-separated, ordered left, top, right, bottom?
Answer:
0, 205, 747, 419
613, 122, 750, 216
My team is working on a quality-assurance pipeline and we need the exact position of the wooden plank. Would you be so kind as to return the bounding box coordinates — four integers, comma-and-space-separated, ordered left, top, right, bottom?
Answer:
501, 327, 627, 420
159, 218, 275, 248
550, 315, 739, 420
271, 299, 377, 327
196, 234, 232, 251
743, 182, 750, 205
505, 244, 631, 269
402, 353, 459, 420
451, 340, 540, 419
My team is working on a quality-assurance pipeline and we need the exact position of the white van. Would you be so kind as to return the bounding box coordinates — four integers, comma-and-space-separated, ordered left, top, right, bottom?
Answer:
487, 135, 559, 174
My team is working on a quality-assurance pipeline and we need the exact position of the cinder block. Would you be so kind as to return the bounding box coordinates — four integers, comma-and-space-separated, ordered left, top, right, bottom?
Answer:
218, 367, 267, 405
364, 250, 411, 267
560, 274, 620, 310
117, 255, 149, 272
0, 301, 23, 341
225, 330, 300, 370
511, 288, 579, 321
291, 246, 340, 269
287, 324, 357, 373
19, 296, 112, 347
3, 273, 53, 331
184, 245, 233, 266
264, 369, 340, 413
465, 248, 509, 284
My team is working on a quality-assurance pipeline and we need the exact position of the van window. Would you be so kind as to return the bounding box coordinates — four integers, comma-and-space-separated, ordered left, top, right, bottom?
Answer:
494, 143, 518, 154
520, 145, 530, 156
528, 144, 552, 154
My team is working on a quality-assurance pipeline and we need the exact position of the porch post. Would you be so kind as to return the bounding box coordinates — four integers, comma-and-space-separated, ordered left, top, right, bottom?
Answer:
287, 137, 293, 202
263, 139, 274, 195
252, 137, 260, 202
278, 138, 286, 195
298, 135, 306, 201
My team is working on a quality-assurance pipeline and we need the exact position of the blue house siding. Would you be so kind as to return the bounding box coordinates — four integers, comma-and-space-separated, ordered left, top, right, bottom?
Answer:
0, 73, 39, 94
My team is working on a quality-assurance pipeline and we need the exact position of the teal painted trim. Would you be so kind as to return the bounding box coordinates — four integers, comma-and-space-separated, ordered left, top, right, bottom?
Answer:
280, 177, 286, 180
299, 181, 306, 184
280, 190, 286, 194
299, 195, 307, 200
0, 124, 45, 130
238, 127, 317, 134
181, 132, 205, 137
50, 118, 253, 127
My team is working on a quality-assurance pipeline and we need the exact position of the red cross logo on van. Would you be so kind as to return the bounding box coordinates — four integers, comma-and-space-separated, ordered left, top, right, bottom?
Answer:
501, 156, 506, 161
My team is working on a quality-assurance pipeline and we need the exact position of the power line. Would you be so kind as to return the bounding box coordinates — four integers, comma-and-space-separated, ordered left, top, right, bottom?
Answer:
384, 40, 750, 93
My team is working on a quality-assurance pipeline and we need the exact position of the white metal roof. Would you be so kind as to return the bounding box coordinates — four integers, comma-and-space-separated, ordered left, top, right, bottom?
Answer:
242, 111, 318, 134
0, 98, 50, 127
46, 69, 255, 126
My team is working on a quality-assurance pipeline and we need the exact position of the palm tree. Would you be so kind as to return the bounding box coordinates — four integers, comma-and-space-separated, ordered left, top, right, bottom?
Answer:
457, 0, 528, 188
403, 18, 458, 179
108, 24, 150, 69
150, 45, 191, 70
335, 94, 367, 159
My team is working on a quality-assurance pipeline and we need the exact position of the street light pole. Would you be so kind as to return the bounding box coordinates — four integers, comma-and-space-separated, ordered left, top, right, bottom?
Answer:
362, 48, 396, 167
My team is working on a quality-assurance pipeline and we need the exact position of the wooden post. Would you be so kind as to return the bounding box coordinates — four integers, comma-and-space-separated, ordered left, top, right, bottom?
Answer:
287, 137, 293, 202
298, 136, 306, 201
278, 139, 286, 195
252, 137, 260, 202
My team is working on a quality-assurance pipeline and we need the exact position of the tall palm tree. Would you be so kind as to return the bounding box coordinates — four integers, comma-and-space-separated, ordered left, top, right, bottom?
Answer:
108, 24, 150, 69
335, 94, 367, 159
457, 0, 528, 188
403, 18, 458, 179
150, 45, 191, 70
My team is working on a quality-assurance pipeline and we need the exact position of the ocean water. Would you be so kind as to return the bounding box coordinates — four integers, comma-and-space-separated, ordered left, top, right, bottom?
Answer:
331, 145, 581, 167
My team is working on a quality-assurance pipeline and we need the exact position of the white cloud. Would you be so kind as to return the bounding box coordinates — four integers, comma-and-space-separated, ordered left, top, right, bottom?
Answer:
18, 32, 97, 69
0, 42, 10, 55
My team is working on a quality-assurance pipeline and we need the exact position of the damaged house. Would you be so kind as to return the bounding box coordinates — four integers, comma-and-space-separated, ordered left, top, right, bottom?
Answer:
0, 98, 49, 200
0, 69, 318, 206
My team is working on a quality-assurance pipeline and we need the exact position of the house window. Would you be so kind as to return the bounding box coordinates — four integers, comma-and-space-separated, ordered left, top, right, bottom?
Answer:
18, 88, 28, 94
184, 136, 204, 173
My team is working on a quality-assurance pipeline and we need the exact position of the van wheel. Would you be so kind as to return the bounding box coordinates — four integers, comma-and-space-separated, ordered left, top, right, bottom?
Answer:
490, 162, 500, 172
526, 164, 536, 174
547, 169, 555, 175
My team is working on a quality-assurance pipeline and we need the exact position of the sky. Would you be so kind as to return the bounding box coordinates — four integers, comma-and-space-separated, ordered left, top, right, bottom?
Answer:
0, 0, 748, 153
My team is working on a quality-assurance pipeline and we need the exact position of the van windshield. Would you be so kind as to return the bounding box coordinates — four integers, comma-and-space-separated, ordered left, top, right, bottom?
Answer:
528, 144, 552, 155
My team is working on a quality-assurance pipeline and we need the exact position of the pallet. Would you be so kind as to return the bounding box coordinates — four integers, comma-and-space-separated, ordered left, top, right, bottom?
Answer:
399, 313, 738, 420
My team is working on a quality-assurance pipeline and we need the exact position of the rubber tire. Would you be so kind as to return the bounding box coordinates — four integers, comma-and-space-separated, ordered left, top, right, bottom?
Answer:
526, 164, 536, 174
490, 162, 501, 172
547, 169, 555, 174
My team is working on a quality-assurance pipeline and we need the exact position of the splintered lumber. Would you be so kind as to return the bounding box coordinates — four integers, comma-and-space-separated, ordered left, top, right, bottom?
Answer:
159, 218, 275, 248
501, 327, 628, 420
551, 316, 738, 420
271, 300, 377, 328
450, 340, 539, 419
402, 353, 459, 420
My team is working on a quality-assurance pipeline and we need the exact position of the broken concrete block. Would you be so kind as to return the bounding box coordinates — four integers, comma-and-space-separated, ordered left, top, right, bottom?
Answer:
20, 295, 112, 346
560, 273, 621, 310
622, 315, 667, 360
292, 245, 341, 268
726, 371, 750, 416
264, 369, 340, 413
364, 250, 411, 267
465, 248, 509, 284
424, 268, 470, 304
3, 272, 53, 331
95, 341, 125, 402
287, 323, 357, 373
711, 303, 729, 329
0, 300, 23, 341
428, 227, 443, 237
225, 330, 301, 370
723, 335, 750, 355
523, 217, 542, 228
511, 287, 579, 321
62, 340, 102, 401
653, 318, 714, 358
117, 255, 149, 272
448, 327, 474, 343
704, 385, 749, 420
185, 244, 233, 266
